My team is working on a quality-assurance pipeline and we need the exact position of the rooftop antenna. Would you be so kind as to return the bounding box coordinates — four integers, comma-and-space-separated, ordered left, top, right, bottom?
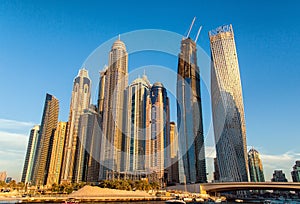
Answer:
186, 17, 196, 38
195, 25, 202, 43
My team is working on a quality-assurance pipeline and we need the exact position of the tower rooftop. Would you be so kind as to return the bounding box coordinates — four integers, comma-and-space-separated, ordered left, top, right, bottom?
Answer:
112, 38, 126, 50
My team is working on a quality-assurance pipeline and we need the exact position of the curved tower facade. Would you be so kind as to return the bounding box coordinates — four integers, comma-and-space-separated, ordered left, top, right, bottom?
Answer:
209, 24, 248, 182
61, 68, 91, 183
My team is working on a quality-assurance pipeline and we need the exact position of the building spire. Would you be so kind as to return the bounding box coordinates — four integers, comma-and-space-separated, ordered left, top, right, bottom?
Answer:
195, 25, 202, 43
186, 16, 196, 39
118, 34, 120, 40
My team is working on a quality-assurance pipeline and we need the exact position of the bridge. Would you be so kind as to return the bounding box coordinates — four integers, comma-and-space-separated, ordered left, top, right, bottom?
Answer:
167, 182, 300, 194
200, 182, 300, 194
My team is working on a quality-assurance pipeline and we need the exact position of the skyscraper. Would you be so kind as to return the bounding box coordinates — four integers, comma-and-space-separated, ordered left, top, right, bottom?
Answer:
209, 24, 248, 182
213, 158, 220, 182
21, 125, 40, 184
32, 93, 59, 185
124, 75, 151, 173
85, 107, 102, 183
150, 82, 170, 182
101, 38, 128, 177
169, 122, 179, 183
47, 122, 67, 185
61, 68, 91, 183
177, 34, 207, 183
291, 161, 300, 182
97, 68, 107, 115
248, 148, 265, 182
271, 170, 288, 182
74, 105, 101, 183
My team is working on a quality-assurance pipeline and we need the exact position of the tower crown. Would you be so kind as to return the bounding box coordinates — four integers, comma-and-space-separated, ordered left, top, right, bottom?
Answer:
111, 39, 126, 51
78, 68, 90, 79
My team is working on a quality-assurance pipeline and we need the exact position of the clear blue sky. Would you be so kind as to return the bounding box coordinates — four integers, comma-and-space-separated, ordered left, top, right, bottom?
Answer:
0, 0, 299, 181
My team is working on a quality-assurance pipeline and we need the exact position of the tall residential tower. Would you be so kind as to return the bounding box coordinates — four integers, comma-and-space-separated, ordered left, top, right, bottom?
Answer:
101, 38, 128, 178
21, 125, 40, 184
150, 82, 170, 182
47, 121, 67, 185
209, 24, 248, 182
124, 75, 151, 173
32, 94, 59, 185
248, 148, 265, 182
177, 30, 207, 183
61, 68, 91, 183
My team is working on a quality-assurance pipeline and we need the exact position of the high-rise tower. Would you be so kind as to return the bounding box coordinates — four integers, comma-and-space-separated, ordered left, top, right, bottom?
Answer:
97, 68, 107, 115
32, 93, 59, 185
47, 121, 67, 185
124, 75, 151, 173
169, 122, 179, 183
21, 125, 40, 184
150, 82, 170, 182
177, 25, 207, 183
248, 148, 265, 182
74, 105, 101, 183
209, 24, 248, 182
101, 38, 128, 177
61, 68, 91, 183
291, 161, 300, 182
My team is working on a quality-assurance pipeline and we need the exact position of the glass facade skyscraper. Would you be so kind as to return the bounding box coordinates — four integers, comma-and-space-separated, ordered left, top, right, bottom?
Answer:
248, 148, 265, 182
124, 75, 151, 173
177, 37, 207, 183
74, 105, 100, 183
21, 125, 40, 184
32, 93, 59, 185
150, 82, 170, 181
209, 24, 248, 182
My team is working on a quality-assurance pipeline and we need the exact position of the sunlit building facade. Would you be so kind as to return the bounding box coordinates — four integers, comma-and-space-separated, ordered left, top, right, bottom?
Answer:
32, 93, 59, 185
101, 38, 128, 178
74, 105, 101, 182
85, 107, 102, 183
61, 68, 91, 183
177, 36, 207, 183
124, 75, 151, 173
21, 125, 40, 184
248, 148, 265, 182
47, 122, 67, 185
149, 82, 170, 181
209, 24, 248, 182
169, 122, 179, 183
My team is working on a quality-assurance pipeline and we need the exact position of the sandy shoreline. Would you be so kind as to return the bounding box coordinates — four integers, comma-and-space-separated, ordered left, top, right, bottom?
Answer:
0, 186, 170, 203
